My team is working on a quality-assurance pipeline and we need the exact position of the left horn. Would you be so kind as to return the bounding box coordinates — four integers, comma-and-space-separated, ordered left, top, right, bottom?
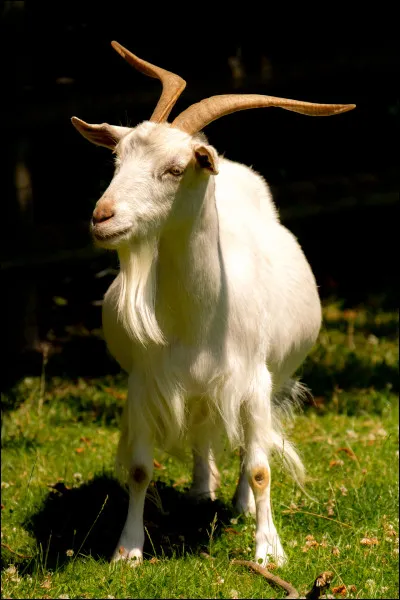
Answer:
111, 41, 186, 123
172, 94, 356, 134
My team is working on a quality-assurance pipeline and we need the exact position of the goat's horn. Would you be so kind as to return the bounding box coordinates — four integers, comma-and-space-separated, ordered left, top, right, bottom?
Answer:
111, 41, 186, 123
172, 94, 356, 134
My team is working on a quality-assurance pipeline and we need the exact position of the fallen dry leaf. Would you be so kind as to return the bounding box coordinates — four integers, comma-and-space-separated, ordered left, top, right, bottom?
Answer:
330, 459, 344, 468
326, 498, 336, 516
224, 527, 240, 535
332, 584, 347, 596
360, 537, 379, 546
305, 539, 319, 548
75, 448, 85, 454
336, 447, 357, 460
153, 459, 164, 469
80, 436, 91, 445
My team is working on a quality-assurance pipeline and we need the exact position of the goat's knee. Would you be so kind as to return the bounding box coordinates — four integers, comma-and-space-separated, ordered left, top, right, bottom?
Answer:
249, 466, 270, 495
130, 464, 150, 487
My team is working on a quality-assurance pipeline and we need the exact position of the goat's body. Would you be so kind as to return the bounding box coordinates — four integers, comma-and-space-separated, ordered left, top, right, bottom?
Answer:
103, 156, 321, 473
72, 41, 353, 569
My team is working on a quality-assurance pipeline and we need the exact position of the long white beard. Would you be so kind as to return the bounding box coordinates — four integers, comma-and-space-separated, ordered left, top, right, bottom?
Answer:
117, 238, 165, 346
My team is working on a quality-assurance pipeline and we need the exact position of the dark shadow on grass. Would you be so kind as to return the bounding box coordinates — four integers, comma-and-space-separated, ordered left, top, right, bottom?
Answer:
18, 475, 234, 572
303, 352, 399, 398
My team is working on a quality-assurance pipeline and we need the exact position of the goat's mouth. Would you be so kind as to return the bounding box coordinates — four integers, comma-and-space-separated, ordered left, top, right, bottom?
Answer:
92, 226, 131, 245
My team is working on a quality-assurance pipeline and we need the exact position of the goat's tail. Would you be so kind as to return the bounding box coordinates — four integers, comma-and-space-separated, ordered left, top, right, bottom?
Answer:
268, 378, 312, 488
268, 428, 306, 487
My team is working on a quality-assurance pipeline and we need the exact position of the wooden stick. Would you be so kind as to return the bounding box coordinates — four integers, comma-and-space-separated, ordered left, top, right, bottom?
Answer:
232, 560, 334, 599
1, 542, 33, 560
232, 560, 299, 598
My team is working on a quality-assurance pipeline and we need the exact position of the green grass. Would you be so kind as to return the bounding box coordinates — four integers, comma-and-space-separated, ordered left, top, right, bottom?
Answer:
1, 301, 399, 599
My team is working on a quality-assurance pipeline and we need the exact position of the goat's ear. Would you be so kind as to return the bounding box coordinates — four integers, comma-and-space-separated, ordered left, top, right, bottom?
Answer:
71, 117, 131, 149
193, 144, 219, 175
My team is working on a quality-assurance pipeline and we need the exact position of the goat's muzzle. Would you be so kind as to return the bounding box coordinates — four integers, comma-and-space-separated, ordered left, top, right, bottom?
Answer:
91, 197, 131, 247
92, 201, 115, 225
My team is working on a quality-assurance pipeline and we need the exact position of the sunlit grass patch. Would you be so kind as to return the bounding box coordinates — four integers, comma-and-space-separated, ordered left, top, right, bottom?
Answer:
1, 301, 398, 598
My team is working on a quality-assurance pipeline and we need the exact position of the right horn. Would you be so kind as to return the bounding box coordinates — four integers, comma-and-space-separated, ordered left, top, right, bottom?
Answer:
172, 94, 356, 135
111, 41, 186, 123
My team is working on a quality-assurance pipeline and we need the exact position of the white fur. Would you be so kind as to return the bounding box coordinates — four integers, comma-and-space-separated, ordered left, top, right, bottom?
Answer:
82, 121, 321, 566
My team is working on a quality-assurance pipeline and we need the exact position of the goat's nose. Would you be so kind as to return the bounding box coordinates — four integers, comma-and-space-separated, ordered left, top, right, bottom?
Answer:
92, 203, 115, 225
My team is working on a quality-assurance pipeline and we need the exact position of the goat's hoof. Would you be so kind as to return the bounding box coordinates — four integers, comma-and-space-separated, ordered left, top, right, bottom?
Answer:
255, 550, 287, 568
111, 545, 143, 567
233, 493, 256, 517
234, 500, 256, 517
187, 488, 217, 502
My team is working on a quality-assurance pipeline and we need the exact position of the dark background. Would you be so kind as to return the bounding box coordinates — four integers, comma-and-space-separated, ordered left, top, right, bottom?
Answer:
1, 2, 398, 388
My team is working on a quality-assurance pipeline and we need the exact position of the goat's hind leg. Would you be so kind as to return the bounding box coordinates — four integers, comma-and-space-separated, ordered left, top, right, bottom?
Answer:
189, 437, 220, 501
188, 410, 220, 501
233, 448, 256, 516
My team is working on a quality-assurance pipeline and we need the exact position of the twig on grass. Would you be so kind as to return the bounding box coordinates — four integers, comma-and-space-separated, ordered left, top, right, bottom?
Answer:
282, 508, 353, 529
232, 560, 300, 598
232, 560, 334, 599
1, 542, 33, 560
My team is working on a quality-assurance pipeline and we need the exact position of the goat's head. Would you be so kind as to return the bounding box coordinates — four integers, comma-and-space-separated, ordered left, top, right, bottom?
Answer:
72, 41, 355, 249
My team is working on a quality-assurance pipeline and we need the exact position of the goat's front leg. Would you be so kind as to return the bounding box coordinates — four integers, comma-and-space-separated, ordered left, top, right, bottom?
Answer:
243, 438, 286, 566
112, 431, 153, 565
242, 370, 286, 566
112, 438, 153, 564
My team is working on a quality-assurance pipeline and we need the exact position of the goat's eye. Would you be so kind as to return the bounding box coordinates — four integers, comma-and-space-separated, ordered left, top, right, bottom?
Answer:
167, 166, 184, 177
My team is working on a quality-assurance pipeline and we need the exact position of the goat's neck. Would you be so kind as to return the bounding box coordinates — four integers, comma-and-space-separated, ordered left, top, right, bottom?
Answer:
114, 177, 221, 348
157, 177, 222, 341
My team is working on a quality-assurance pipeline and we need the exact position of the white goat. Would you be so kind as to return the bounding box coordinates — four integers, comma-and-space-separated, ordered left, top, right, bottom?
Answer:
72, 41, 355, 566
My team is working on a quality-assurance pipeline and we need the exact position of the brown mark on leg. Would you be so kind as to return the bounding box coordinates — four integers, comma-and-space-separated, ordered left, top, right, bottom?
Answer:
250, 466, 269, 494
130, 465, 148, 485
